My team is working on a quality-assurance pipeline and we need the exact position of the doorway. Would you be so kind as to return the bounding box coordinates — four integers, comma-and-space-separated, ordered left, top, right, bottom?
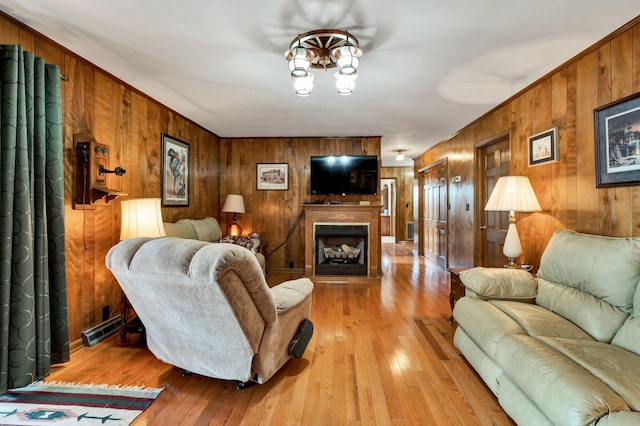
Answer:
475, 134, 510, 267
419, 159, 447, 268
380, 178, 397, 241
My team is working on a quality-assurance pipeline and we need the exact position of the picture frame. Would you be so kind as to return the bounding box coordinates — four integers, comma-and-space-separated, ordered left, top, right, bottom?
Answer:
594, 92, 640, 188
528, 127, 558, 167
256, 163, 289, 190
161, 133, 190, 206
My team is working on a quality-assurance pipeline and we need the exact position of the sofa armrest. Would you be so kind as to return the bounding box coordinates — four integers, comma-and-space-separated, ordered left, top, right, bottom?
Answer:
460, 267, 537, 300
269, 278, 314, 314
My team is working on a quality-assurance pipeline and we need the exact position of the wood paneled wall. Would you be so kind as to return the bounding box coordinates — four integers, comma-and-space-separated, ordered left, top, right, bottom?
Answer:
220, 137, 381, 272
415, 17, 640, 269
0, 13, 220, 346
380, 167, 415, 241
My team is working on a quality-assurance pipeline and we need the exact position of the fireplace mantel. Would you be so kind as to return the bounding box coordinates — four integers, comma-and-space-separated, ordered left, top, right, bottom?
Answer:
303, 204, 382, 283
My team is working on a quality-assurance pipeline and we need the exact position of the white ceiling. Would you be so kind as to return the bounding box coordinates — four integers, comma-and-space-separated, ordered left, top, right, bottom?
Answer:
1, 1, 638, 166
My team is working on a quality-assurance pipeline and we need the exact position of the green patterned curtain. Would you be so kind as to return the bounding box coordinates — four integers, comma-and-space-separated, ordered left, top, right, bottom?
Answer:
0, 45, 69, 395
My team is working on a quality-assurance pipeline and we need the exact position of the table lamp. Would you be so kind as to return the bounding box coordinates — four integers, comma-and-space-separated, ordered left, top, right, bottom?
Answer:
118, 198, 166, 341
484, 176, 541, 268
120, 198, 166, 240
222, 194, 245, 236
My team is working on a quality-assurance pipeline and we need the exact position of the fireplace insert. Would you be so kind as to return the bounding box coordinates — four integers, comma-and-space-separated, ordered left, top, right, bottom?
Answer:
315, 224, 368, 276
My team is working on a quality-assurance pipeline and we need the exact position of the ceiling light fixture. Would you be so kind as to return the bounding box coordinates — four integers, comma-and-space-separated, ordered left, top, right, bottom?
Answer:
285, 29, 362, 97
395, 150, 406, 161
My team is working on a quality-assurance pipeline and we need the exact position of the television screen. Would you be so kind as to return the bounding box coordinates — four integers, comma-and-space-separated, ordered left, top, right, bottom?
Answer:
310, 155, 378, 195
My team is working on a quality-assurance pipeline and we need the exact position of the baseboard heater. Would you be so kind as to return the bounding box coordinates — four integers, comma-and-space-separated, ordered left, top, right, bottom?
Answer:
81, 315, 121, 346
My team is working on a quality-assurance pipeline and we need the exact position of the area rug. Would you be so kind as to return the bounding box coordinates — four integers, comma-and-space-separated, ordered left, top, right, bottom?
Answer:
0, 381, 163, 425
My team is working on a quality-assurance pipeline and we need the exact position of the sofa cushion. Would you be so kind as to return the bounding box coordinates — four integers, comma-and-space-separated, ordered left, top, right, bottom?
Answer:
460, 267, 537, 300
611, 316, 640, 356
536, 279, 629, 343
489, 300, 594, 341
163, 219, 198, 239
453, 297, 527, 358
537, 230, 640, 314
190, 217, 221, 242
495, 335, 631, 426
162, 217, 222, 242
612, 262, 640, 353
537, 336, 640, 412
536, 230, 640, 342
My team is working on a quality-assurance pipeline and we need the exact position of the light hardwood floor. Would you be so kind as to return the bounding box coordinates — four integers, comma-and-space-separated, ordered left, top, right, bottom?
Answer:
48, 242, 514, 425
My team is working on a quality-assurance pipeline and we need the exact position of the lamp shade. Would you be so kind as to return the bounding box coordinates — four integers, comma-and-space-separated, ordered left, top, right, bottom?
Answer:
222, 194, 245, 213
484, 176, 541, 212
120, 198, 166, 240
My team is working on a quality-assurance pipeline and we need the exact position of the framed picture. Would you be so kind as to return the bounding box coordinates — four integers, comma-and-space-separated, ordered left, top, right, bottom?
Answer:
528, 127, 558, 167
594, 92, 640, 188
257, 163, 289, 190
161, 133, 190, 206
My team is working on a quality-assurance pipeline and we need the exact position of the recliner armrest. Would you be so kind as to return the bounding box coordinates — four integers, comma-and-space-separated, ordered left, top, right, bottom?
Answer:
460, 267, 537, 300
269, 278, 314, 314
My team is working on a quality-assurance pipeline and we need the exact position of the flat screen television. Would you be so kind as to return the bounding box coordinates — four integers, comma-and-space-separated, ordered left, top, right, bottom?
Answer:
310, 155, 378, 195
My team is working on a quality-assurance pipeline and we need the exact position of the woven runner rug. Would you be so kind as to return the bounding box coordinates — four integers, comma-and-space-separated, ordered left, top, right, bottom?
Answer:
0, 381, 163, 425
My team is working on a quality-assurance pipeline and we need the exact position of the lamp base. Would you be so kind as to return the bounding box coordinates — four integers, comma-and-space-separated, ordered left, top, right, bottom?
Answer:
227, 223, 242, 236
504, 258, 519, 269
502, 214, 523, 269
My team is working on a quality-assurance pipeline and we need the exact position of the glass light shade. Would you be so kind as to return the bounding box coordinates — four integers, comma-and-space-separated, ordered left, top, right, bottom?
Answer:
334, 72, 356, 95
396, 152, 405, 161
293, 73, 315, 96
120, 198, 166, 240
333, 45, 361, 75
484, 176, 541, 212
287, 47, 312, 77
222, 194, 245, 213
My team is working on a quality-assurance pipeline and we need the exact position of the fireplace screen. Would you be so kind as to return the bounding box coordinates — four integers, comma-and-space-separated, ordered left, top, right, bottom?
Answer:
315, 224, 368, 276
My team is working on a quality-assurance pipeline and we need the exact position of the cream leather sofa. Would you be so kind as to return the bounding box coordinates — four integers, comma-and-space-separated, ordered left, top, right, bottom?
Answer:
162, 217, 266, 272
106, 237, 313, 386
453, 230, 640, 425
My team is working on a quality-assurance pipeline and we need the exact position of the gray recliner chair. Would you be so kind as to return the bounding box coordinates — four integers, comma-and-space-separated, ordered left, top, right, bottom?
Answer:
106, 237, 314, 387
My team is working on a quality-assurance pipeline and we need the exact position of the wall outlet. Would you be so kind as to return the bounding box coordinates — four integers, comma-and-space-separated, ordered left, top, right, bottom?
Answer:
289, 261, 294, 269
102, 305, 110, 321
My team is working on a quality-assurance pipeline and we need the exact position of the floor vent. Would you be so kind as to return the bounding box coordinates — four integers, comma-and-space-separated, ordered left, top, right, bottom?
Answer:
406, 222, 415, 240
81, 315, 121, 346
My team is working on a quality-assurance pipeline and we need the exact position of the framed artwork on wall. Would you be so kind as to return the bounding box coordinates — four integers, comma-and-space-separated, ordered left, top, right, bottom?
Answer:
161, 133, 190, 206
528, 127, 558, 167
257, 163, 289, 190
594, 92, 640, 188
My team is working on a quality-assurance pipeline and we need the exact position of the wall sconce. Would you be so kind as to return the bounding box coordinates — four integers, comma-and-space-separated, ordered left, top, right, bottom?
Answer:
222, 194, 245, 236
73, 133, 127, 208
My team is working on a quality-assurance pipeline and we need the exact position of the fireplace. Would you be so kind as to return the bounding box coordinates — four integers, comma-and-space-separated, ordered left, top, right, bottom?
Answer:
303, 204, 381, 283
315, 224, 368, 276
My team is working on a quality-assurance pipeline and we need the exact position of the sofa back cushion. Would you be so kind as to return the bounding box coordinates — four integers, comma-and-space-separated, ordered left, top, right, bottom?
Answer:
189, 217, 222, 242
163, 219, 198, 239
536, 230, 640, 342
611, 283, 640, 356
163, 217, 221, 242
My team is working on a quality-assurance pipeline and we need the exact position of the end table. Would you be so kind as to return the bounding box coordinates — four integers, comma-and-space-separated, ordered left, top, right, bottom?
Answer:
448, 268, 468, 324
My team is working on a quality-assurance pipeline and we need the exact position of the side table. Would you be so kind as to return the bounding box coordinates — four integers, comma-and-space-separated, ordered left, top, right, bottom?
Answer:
119, 290, 145, 343
448, 268, 468, 324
